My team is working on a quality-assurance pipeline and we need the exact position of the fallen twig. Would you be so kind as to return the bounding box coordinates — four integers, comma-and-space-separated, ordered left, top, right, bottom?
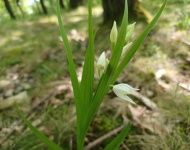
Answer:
0, 91, 29, 110
132, 91, 157, 110
85, 124, 125, 150
170, 79, 190, 92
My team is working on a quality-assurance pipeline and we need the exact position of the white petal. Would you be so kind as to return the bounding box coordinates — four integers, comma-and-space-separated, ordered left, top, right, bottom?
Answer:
97, 52, 106, 67
121, 95, 136, 104
113, 87, 136, 104
125, 22, 136, 42
113, 83, 139, 94
113, 83, 138, 104
122, 42, 133, 56
127, 22, 136, 32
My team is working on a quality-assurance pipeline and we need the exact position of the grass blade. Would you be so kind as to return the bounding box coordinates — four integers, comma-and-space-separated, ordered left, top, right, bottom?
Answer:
16, 104, 63, 150
112, 0, 168, 83
104, 123, 131, 150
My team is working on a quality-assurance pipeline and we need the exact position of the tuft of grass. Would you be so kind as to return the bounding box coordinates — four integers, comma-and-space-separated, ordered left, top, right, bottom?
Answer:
126, 91, 190, 150
10, 133, 46, 150
43, 104, 76, 148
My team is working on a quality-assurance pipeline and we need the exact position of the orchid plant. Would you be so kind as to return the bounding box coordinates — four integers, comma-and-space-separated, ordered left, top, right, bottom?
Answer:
17, 0, 167, 149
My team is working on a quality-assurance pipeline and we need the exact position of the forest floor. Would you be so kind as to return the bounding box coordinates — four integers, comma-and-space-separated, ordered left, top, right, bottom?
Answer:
0, 1, 190, 150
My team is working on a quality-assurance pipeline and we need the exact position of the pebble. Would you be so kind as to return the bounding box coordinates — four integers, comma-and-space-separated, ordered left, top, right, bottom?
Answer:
0, 80, 11, 88
14, 86, 23, 94
146, 90, 154, 97
22, 83, 31, 90
4, 89, 14, 98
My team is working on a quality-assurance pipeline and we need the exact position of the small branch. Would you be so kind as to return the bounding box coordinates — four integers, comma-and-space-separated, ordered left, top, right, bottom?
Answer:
132, 91, 157, 110
156, 73, 190, 93
170, 79, 190, 92
182, 40, 190, 46
0, 91, 29, 110
85, 124, 125, 150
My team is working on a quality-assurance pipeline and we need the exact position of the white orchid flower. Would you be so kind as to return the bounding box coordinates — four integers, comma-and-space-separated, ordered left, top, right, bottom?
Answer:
112, 83, 139, 104
125, 22, 136, 42
110, 21, 118, 43
97, 52, 109, 77
121, 42, 133, 56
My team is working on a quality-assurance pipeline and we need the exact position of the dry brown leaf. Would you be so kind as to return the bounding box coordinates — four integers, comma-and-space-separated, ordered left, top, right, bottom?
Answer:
128, 104, 167, 135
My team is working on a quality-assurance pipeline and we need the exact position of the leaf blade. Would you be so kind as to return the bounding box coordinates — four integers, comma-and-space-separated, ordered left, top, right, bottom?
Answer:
80, 0, 94, 109
78, 0, 129, 148
56, 0, 81, 104
104, 123, 131, 150
112, 0, 168, 83
77, 1, 94, 149
55, 0, 82, 128
16, 104, 63, 150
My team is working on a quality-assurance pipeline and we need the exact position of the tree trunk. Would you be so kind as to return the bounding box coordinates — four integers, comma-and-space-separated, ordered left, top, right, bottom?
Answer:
49, 0, 55, 12
70, 0, 83, 9
102, 0, 138, 25
40, 0, 48, 14
34, 0, 42, 14
59, 0, 65, 9
16, 0, 25, 17
3, 0, 16, 19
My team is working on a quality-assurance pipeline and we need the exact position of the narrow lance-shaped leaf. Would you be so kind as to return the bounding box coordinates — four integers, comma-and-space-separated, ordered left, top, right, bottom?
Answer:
79, 0, 167, 148
80, 0, 94, 110
104, 123, 131, 150
78, 0, 129, 148
56, 0, 82, 122
112, 0, 168, 84
16, 104, 63, 150
90, 0, 129, 122
91, 0, 128, 118
78, 0, 94, 149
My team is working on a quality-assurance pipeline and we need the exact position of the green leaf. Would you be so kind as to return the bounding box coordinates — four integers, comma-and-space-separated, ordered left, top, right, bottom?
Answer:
90, 0, 129, 126
56, 0, 81, 104
80, 0, 94, 111
112, 0, 168, 83
77, 0, 94, 149
56, 0, 83, 130
77, 0, 167, 148
16, 104, 63, 150
89, 0, 129, 123
77, 0, 129, 148
104, 123, 131, 150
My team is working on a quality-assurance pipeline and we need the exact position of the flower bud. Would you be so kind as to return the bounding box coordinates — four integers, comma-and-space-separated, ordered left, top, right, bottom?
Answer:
97, 52, 106, 68
121, 42, 133, 56
97, 52, 109, 77
125, 22, 136, 42
110, 21, 118, 43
